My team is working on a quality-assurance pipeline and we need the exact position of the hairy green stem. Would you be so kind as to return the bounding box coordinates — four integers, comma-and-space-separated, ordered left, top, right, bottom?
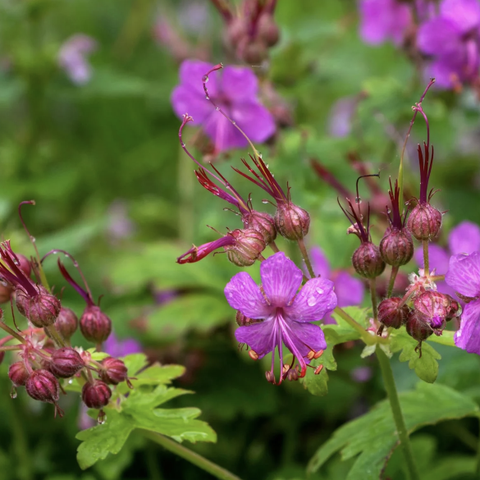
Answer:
333, 307, 375, 345
297, 238, 315, 278
0, 322, 26, 344
376, 348, 420, 480
370, 278, 378, 323
387, 266, 399, 298
143, 431, 242, 480
422, 240, 430, 275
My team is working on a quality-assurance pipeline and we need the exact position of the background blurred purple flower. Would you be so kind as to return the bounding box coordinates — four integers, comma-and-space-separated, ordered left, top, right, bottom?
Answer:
446, 251, 480, 354
310, 247, 365, 324
104, 332, 142, 358
171, 60, 275, 152
58, 34, 97, 85
415, 221, 480, 296
417, 0, 480, 88
351, 366, 373, 383
359, 0, 412, 45
328, 97, 357, 138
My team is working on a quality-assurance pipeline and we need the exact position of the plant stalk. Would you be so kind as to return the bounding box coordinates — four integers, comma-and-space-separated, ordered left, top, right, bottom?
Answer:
387, 266, 399, 298
297, 238, 315, 278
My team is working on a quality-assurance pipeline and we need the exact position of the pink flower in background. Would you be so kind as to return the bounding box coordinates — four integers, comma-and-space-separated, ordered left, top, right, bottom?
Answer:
58, 34, 97, 85
104, 332, 142, 358
359, 0, 413, 45
171, 60, 275, 152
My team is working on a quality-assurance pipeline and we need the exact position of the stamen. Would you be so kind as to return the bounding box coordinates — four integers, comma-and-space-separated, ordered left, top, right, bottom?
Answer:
248, 349, 259, 360
314, 365, 324, 375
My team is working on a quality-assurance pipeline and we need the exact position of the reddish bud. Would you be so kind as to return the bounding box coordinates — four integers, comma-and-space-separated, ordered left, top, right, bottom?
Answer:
9, 361, 30, 387
414, 290, 450, 334
226, 17, 248, 47
80, 305, 112, 344
52, 307, 78, 340
99, 357, 128, 385
225, 229, 265, 267
82, 380, 112, 409
239, 38, 268, 64
446, 296, 462, 321
15, 286, 61, 328
0, 282, 13, 304
242, 211, 277, 245
379, 228, 414, 267
274, 203, 310, 241
25, 369, 60, 405
378, 297, 410, 329
257, 13, 280, 47
352, 242, 385, 279
49, 347, 84, 378
407, 203, 442, 241
405, 311, 433, 344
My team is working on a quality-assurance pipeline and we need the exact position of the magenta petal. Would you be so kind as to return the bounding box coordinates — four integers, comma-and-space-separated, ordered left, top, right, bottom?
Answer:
171, 86, 213, 124
417, 18, 462, 56
261, 252, 303, 307
235, 320, 275, 358
310, 247, 331, 278
287, 278, 337, 322
203, 112, 248, 151
335, 272, 365, 307
445, 252, 480, 297
454, 299, 480, 354
179, 59, 218, 96
328, 97, 356, 138
448, 221, 480, 255
225, 272, 272, 319
415, 244, 450, 274
281, 321, 327, 358
221, 66, 258, 100
427, 55, 466, 88
441, 0, 480, 34
230, 101, 276, 144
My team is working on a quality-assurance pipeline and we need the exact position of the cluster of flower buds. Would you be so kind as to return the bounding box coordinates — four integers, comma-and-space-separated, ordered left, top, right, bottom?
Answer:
212, 0, 280, 64
0, 204, 134, 421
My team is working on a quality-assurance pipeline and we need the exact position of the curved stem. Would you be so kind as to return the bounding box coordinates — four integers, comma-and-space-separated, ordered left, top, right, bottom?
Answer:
376, 348, 421, 480
297, 238, 315, 278
142, 431, 242, 480
269, 241, 280, 253
387, 266, 399, 298
0, 322, 26, 344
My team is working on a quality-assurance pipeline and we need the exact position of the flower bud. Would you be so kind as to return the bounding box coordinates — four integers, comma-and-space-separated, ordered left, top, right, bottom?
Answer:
82, 380, 112, 409
239, 39, 268, 64
99, 357, 128, 385
378, 297, 410, 329
80, 305, 112, 344
49, 347, 84, 378
15, 286, 61, 328
352, 242, 385, 279
407, 203, 442, 241
25, 369, 60, 404
226, 17, 248, 47
446, 296, 461, 321
414, 291, 450, 334
405, 311, 433, 343
242, 211, 277, 245
379, 228, 414, 267
0, 282, 13, 304
51, 307, 78, 340
257, 13, 280, 47
225, 229, 265, 267
9, 361, 30, 387
274, 203, 310, 241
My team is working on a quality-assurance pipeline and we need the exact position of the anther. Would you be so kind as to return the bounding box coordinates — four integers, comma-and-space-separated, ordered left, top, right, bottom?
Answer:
248, 350, 259, 360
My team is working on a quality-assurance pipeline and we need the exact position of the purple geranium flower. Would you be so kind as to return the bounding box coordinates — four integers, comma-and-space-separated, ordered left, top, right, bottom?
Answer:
58, 34, 97, 85
224, 252, 337, 384
104, 332, 142, 358
359, 0, 412, 46
310, 247, 365, 324
417, 0, 480, 88
415, 221, 480, 296
171, 59, 275, 152
446, 251, 480, 354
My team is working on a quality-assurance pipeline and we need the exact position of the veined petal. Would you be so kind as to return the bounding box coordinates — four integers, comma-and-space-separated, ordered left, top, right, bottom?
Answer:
445, 252, 480, 297
441, 0, 480, 34
281, 320, 326, 363
261, 252, 303, 306
203, 111, 248, 152
286, 278, 337, 322
449, 221, 480, 255
179, 59, 218, 96
221, 66, 258, 100
235, 320, 276, 358
225, 272, 272, 319
454, 299, 480, 354
230, 101, 276, 144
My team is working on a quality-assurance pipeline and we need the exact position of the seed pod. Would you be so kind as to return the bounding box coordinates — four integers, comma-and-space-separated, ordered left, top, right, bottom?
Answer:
25, 369, 60, 404
414, 290, 450, 334
407, 203, 442, 241
80, 305, 112, 344
99, 357, 128, 385
15, 286, 61, 328
378, 297, 410, 329
242, 211, 277, 245
82, 380, 112, 409
257, 13, 280, 47
379, 228, 414, 267
239, 38, 268, 64
9, 361, 30, 387
352, 242, 385, 279
51, 307, 78, 340
274, 203, 310, 241
405, 311, 433, 343
225, 229, 265, 267
49, 347, 84, 378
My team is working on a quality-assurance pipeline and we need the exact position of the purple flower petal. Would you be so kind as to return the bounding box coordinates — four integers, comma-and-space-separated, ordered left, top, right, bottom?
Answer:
335, 271, 365, 307
221, 66, 259, 100
441, 0, 480, 34
225, 271, 272, 319
310, 247, 331, 278
260, 252, 303, 307
281, 321, 327, 357
203, 111, 248, 151
448, 221, 480, 255
454, 299, 480, 354
445, 252, 480, 297
287, 277, 337, 322
179, 59, 218, 97
417, 17, 463, 56
426, 54, 467, 88
415, 243, 450, 274
328, 97, 356, 138
231, 101, 276, 145
104, 332, 142, 357
171, 86, 213, 125
235, 319, 275, 358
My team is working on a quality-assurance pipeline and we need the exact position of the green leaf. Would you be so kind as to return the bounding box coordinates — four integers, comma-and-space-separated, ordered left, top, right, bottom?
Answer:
391, 329, 441, 383
308, 382, 480, 479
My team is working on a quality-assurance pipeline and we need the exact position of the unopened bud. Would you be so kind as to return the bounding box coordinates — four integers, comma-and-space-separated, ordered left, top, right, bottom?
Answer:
414, 291, 450, 334
379, 228, 414, 266
15, 286, 61, 328
378, 297, 410, 329
405, 311, 433, 344
227, 17, 248, 47
80, 305, 112, 344
225, 229, 265, 267
407, 203, 442, 241
240, 39, 268, 64
99, 357, 128, 385
242, 211, 277, 245
25, 369, 60, 405
49, 347, 84, 378
82, 380, 112, 409
257, 13, 280, 47
352, 242, 385, 279
9, 361, 30, 387
51, 307, 78, 340
274, 203, 310, 241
